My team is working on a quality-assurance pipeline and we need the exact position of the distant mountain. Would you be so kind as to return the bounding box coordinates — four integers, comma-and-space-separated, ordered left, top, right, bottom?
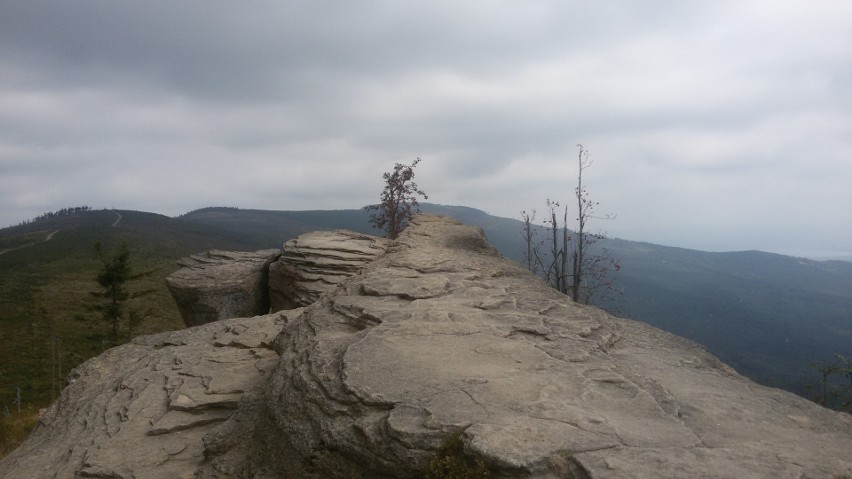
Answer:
1, 205, 850, 412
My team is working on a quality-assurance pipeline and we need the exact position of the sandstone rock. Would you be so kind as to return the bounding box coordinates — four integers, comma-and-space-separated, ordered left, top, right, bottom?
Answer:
268, 230, 389, 311
261, 215, 852, 478
0, 309, 303, 479
166, 249, 280, 326
4, 215, 851, 478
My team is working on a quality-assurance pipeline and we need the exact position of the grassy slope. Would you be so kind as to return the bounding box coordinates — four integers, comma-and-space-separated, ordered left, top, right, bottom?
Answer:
0, 209, 264, 411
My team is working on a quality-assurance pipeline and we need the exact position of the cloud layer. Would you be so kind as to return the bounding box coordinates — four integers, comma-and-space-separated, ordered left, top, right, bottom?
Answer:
2, 1, 851, 257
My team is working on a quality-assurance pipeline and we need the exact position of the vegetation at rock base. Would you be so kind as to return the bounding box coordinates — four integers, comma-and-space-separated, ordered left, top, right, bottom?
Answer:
367, 158, 428, 240
423, 431, 491, 479
0, 209, 257, 459
0, 407, 40, 459
807, 354, 852, 412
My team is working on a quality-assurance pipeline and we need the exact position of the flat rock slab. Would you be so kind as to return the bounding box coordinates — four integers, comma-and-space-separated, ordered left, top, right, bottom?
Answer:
0, 310, 302, 479
266, 214, 852, 478
268, 230, 389, 310
166, 249, 281, 326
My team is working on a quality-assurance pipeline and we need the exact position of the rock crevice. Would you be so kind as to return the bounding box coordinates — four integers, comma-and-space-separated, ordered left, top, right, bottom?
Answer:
269, 230, 390, 310
165, 249, 281, 327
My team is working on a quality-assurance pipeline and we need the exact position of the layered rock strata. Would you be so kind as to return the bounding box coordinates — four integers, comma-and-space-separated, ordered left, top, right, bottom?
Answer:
165, 249, 280, 326
0, 309, 303, 478
263, 215, 852, 478
268, 230, 389, 310
3, 215, 851, 478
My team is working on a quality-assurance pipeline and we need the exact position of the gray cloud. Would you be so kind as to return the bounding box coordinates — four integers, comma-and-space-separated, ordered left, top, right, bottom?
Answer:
1, 0, 851, 258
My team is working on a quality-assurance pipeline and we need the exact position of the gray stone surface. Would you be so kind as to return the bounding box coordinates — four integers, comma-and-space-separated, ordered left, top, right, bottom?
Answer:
0, 310, 303, 479
166, 249, 280, 326
268, 229, 389, 311
3, 215, 851, 478
266, 214, 852, 478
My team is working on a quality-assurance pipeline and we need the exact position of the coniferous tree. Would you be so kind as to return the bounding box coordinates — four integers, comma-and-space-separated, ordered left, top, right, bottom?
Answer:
93, 242, 131, 343
89, 242, 155, 346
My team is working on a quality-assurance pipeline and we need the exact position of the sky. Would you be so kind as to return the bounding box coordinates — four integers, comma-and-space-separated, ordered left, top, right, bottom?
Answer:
2, 1, 851, 259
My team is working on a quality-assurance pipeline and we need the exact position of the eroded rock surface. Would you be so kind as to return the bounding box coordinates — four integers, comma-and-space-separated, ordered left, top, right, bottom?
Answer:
4, 215, 851, 478
264, 215, 852, 478
0, 310, 302, 479
166, 249, 280, 326
268, 230, 389, 311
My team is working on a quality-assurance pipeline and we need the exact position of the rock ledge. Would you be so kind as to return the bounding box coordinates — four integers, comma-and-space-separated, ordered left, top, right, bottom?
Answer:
3, 215, 851, 479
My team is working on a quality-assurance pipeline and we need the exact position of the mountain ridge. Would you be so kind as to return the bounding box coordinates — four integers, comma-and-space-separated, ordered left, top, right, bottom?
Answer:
0, 205, 849, 414
3, 214, 850, 478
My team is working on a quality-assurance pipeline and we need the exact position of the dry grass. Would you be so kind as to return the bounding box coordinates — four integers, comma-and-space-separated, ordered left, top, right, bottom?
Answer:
0, 407, 40, 460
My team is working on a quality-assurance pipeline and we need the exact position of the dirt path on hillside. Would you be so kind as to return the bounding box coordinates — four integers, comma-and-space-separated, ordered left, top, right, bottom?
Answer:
1, 211, 122, 256
0, 229, 62, 256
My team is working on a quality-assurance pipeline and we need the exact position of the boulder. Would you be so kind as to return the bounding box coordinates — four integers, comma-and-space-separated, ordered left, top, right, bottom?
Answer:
268, 230, 389, 311
3, 215, 851, 478
260, 215, 852, 477
0, 309, 303, 479
165, 249, 280, 326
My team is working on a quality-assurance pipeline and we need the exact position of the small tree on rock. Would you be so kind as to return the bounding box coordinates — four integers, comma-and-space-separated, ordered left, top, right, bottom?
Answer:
367, 158, 428, 239
522, 145, 621, 307
570, 144, 619, 304
520, 209, 543, 274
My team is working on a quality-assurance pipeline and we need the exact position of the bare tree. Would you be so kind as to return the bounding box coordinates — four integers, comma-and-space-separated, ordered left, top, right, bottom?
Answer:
522, 145, 620, 306
570, 145, 618, 302
13, 385, 21, 413
520, 209, 541, 274
539, 199, 572, 294
367, 158, 428, 239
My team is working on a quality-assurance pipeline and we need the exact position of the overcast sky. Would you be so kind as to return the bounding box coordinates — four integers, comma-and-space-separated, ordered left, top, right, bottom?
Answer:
2, 1, 851, 258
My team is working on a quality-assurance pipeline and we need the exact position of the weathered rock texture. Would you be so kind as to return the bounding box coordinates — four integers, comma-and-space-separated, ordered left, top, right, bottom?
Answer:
263, 215, 852, 478
3, 215, 851, 478
165, 249, 280, 326
0, 309, 302, 479
268, 230, 389, 311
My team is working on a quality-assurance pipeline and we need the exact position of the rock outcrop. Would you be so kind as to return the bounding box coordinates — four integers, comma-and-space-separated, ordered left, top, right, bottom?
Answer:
3, 215, 851, 478
165, 249, 280, 326
268, 230, 389, 311
259, 215, 852, 477
0, 309, 303, 478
